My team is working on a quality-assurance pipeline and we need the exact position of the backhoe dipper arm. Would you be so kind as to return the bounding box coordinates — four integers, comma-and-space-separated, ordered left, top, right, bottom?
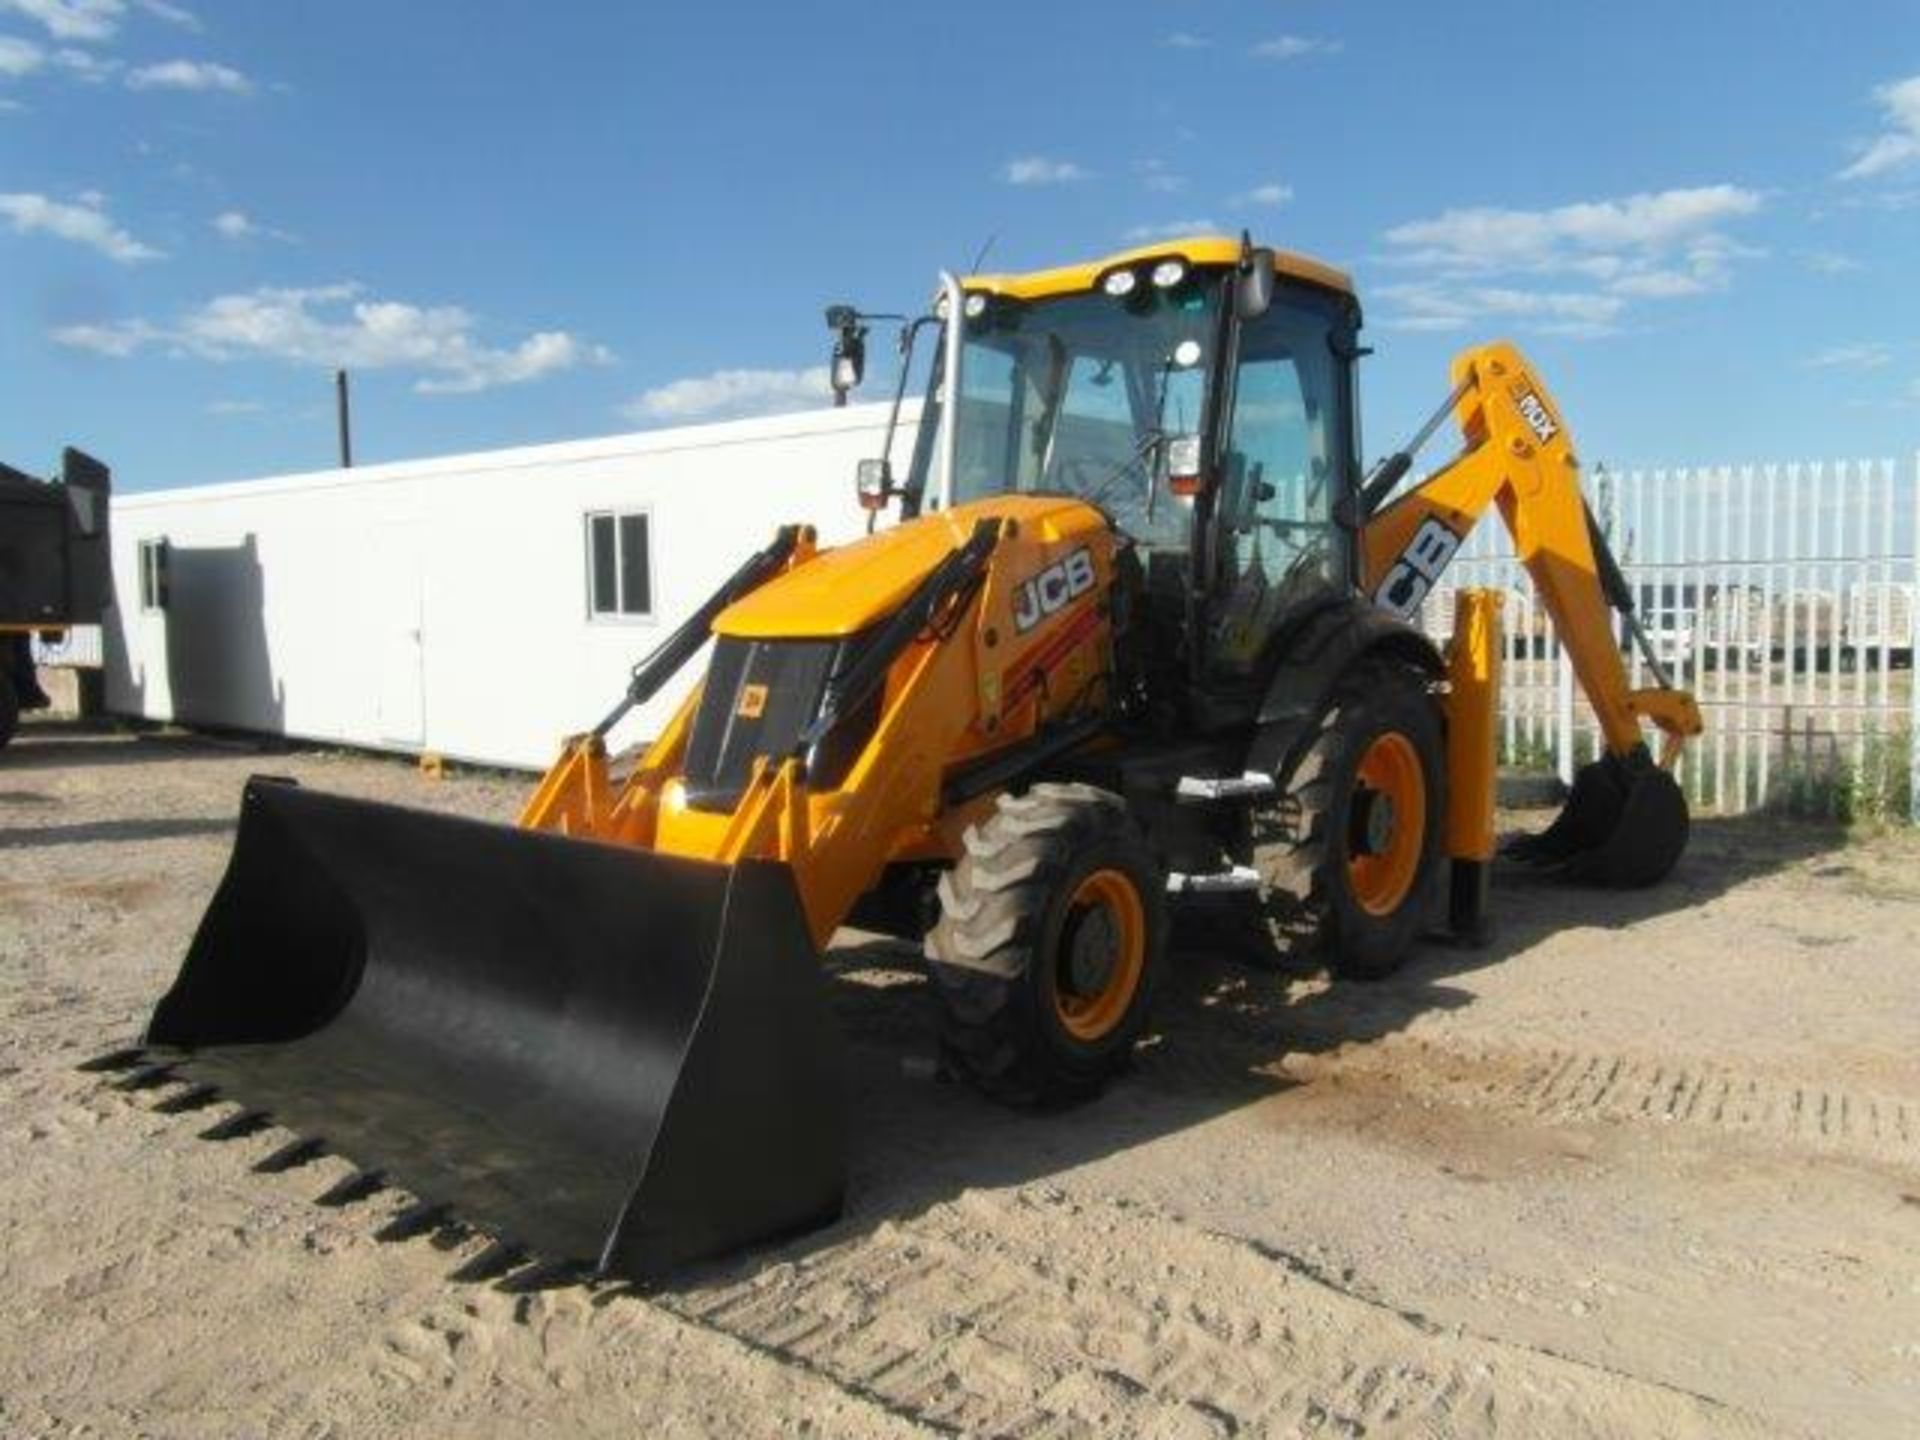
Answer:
1359, 342, 1702, 765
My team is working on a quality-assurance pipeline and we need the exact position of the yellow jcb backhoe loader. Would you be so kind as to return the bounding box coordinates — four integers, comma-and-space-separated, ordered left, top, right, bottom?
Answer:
117, 235, 1700, 1284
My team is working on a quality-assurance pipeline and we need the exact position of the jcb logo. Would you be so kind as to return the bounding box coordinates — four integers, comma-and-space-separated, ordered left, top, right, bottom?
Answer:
1514, 388, 1558, 444
1372, 518, 1460, 619
1013, 547, 1096, 633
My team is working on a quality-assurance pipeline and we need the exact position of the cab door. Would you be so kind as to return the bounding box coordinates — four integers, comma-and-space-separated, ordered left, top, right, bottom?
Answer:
1207, 290, 1355, 676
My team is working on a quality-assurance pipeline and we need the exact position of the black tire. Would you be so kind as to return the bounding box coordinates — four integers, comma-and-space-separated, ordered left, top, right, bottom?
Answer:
1254, 661, 1446, 979
0, 667, 18, 751
926, 783, 1167, 1106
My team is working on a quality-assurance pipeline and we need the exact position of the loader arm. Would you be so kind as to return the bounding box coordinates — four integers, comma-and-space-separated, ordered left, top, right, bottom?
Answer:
1359, 341, 1702, 766
522, 497, 1120, 950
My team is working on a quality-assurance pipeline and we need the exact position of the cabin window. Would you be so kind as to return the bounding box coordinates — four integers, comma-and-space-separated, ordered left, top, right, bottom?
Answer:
137, 538, 169, 612
585, 509, 652, 619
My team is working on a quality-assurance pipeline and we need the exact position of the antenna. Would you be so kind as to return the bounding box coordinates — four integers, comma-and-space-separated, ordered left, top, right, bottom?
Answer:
966, 233, 998, 276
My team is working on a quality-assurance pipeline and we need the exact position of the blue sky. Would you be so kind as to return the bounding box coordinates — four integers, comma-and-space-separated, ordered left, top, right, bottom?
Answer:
3, 0, 1918, 492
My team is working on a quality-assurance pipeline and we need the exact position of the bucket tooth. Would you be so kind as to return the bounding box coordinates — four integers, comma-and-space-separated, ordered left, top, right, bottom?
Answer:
450, 1240, 526, 1284
315, 1170, 386, 1208
377, 1201, 452, 1244
497, 1258, 588, 1294
78, 1046, 148, 1073
153, 1083, 220, 1114
115, 1062, 176, 1091
200, 1109, 271, 1141
253, 1136, 325, 1174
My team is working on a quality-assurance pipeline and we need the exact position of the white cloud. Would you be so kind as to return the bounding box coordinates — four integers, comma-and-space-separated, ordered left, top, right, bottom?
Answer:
205, 397, 264, 415
211, 208, 293, 242
622, 366, 831, 424
0, 34, 43, 73
1806, 342, 1893, 370
1162, 32, 1209, 49
124, 57, 249, 92
1123, 219, 1218, 242
0, 0, 122, 41
1230, 181, 1293, 208
52, 282, 612, 394
135, 0, 197, 28
1803, 250, 1862, 275
0, 189, 161, 261
52, 44, 115, 79
1376, 184, 1764, 335
50, 317, 157, 354
415, 330, 607, 395
1383, 185, 1762, 273
1606, 269, 1708, 298
1832, 186, 1920, 213
1001, 155, 1087, 186
1251, 35, 1340, 60
0, 34, 121, 82
0, 0, 192, 39
1839, 74, 1920, 180
1372, 281, 1625, 339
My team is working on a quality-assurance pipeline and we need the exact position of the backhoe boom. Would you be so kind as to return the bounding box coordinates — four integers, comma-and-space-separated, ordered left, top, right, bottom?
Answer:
1361, 342, 1703, 765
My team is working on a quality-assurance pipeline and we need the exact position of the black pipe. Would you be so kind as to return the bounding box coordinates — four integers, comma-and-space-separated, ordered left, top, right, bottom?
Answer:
335, 369, 353, 469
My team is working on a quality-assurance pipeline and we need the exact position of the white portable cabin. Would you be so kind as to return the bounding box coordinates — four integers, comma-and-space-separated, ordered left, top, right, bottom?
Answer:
1844, 580, 1916, 658
105, 402, 923, 770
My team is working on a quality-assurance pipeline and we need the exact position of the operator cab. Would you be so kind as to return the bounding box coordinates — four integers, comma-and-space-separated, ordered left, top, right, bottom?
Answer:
831, 235, 1366, 711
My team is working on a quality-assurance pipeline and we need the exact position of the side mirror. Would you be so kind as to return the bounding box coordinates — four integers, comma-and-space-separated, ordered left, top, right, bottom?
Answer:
855, 457, 893, 512
1234, 248, 1276, 320
826, 304, 867, 406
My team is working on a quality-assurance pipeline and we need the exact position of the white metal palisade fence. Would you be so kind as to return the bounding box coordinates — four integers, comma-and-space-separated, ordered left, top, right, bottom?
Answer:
1420, 455, 1919, 824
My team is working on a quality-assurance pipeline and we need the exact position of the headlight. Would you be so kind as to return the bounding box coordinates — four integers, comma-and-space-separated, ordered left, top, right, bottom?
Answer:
964, 292, 988, 318
1150, 258, 1188, 289
1101, 268, 1139, 298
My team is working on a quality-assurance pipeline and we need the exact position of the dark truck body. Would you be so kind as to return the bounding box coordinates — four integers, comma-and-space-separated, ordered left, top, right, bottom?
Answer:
1, 448, 113, 743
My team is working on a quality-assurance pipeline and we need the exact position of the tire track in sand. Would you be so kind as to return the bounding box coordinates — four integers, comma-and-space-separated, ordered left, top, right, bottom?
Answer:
1311, 1037, 1920, 1166
653, 1186, 1772, 1437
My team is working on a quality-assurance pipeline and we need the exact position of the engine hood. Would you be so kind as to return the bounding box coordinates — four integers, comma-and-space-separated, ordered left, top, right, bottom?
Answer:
715, 494, 1105, 639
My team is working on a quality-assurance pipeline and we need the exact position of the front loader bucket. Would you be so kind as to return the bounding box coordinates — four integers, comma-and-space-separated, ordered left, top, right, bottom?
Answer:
1505, 754, 1689, 888
144, 777, 844, 1282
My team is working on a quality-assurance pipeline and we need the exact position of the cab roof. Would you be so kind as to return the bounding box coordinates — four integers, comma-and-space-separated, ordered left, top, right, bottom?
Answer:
968, 234, 1353, 301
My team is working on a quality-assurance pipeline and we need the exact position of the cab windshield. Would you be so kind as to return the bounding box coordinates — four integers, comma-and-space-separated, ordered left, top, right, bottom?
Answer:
916, 275, 1224, 549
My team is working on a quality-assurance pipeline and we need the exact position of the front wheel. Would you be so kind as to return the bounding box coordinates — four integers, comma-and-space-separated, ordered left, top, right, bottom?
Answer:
1254, 661, 1446, 979
926, 783, 1167, 1106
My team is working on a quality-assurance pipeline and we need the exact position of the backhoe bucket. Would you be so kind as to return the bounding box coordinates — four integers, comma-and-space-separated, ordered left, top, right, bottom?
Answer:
1506, 754, 1689, 887
144, 777, 845, 1282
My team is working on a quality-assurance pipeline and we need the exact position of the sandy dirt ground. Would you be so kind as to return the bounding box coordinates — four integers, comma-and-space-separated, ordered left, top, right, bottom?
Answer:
3, 717, 1918, 1437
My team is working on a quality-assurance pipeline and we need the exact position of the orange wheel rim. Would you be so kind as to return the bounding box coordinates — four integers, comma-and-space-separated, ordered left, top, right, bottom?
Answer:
1052, 868, 1147, 1042
1347, 732, 1426, 916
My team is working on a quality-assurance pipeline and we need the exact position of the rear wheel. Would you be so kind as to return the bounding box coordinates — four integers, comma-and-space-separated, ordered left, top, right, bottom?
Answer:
1254, 661, 1445, 979
927, 783, 1167, 1106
